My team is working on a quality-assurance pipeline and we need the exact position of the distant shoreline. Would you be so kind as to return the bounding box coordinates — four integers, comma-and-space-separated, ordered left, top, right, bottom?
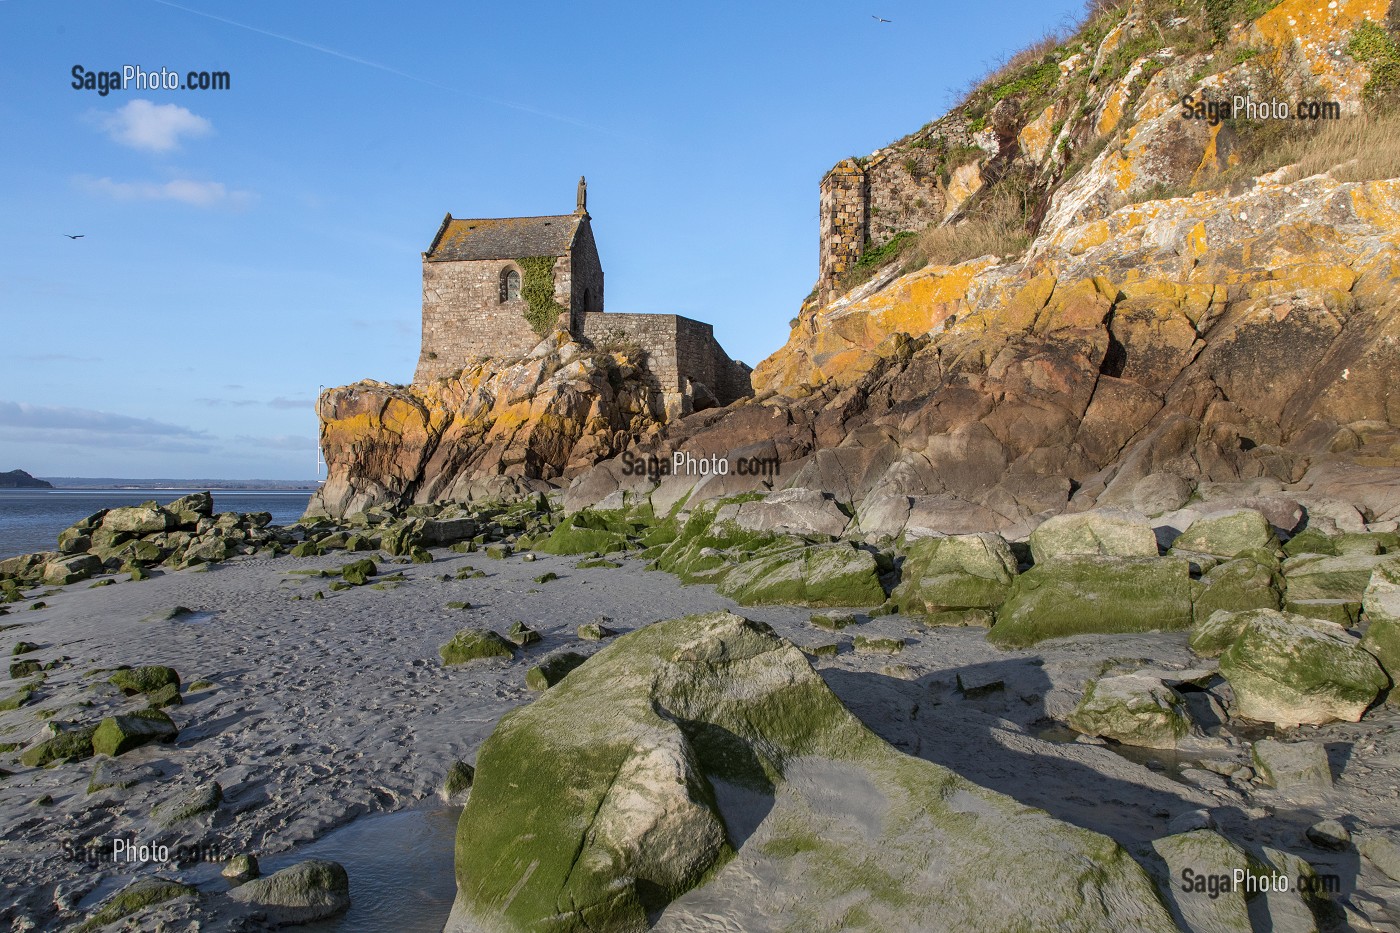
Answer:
35, 478, 321, 490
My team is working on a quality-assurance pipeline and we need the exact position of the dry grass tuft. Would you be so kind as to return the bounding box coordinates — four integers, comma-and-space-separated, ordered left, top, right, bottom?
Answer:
904, 187, 1033, 270
1281, 111, 1400, 183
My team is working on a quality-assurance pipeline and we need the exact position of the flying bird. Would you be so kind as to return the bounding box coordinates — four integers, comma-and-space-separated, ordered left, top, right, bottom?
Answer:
872, 15, 891, 22
64, 234, 84, 239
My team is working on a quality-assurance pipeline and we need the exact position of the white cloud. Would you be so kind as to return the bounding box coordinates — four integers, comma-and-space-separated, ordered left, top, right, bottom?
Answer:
76, 175, 255, 209
96, 99, 212, 153
0, 401, 213, 452
267, 397, 312, 410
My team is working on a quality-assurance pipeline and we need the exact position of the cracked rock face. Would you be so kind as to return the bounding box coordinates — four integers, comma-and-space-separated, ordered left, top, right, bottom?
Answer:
444, 610, 1179, 933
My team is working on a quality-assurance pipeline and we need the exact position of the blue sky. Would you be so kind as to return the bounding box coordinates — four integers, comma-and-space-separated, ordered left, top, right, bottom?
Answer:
0, 0, 1083, 480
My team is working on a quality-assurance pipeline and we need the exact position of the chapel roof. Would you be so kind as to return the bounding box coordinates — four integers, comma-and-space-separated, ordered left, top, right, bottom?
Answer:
425, 213, 583, 261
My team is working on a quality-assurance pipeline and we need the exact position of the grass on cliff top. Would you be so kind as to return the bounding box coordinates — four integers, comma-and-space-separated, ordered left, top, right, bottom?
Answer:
1145, 109, 1400, 202
907, 185, 1033, 269
1281, 111, 1400, 184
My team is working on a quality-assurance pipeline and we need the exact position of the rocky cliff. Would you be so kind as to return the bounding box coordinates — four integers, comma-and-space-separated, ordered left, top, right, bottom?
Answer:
317, 0, 1400, 532
310, 333, 669, 517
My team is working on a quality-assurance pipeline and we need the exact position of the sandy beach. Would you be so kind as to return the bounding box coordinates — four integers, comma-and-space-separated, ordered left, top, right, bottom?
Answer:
4, 538, 1399, 930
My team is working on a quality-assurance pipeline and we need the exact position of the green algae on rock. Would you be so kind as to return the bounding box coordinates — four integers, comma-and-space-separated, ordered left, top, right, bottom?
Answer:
1068, 672, 1191, 749
109, 665, 180, 695
891, 532, 1017, 614
1196, 609, 1388, 726
74, 877, 197, 932
439, 629, 515, 665
444, 611, 1179, 933
92, 709, 178, 757
990, 556, 1194, 647
525, 651, 587, 690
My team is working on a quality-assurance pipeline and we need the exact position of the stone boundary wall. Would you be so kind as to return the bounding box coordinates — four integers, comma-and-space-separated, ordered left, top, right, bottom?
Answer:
580, 312, 751, 406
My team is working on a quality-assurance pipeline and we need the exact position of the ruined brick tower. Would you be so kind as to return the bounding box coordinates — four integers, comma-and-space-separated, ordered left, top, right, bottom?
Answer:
819, 159, 868, 305
412, 179, 752, 419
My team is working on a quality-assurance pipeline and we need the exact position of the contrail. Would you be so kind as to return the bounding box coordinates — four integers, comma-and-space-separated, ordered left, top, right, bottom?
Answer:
147, 0, 618, 134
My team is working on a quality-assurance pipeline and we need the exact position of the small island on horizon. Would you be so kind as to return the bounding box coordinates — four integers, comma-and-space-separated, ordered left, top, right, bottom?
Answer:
0, 470, 53, 489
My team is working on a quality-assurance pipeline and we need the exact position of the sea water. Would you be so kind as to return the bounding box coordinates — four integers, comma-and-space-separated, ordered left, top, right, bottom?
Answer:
260, 805, 461, 932
0, 488, 314, 560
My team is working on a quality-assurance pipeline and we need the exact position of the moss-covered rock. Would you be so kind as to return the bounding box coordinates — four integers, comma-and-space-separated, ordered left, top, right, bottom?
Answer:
525, 652, 587, 690
1029, 511, 1158, 563
852, 635, 904, 655
1362, 558, 1400, 685
1191, 555, 1282, 622
439, 629, 515, 665
1251, 738, 1333, 790
507, 621, 541, 647
1171, 509, 1278, 558
1282, 527, 1338, 558
42, 554, 103, 585
653, 510, 786, 584
9, 659, 41, 678
223, 852, 260, 882
533, 571, 559, 584
1146, 831, 1256, 933
576, 558, 622, 569
289, 541, 322, 558
340, 558, 378, 585
810, 612, 857, 632
20, 725, 97, 767
1207, 609, 1388, 726
0, 685, 34, 710
228, 858, 350, 924
410, 545, 434, 564
578, 621, 615, 640
538, 515, 629, 555
1283, 552, 1397, 602
102, 505, 177, 535
716, 542, 885, 607
152, 780, 222, 825
75, 877, 197, 932
109, 665, 180, 695
92, 708, 178, 756
1068, 673, 1190, 749
892, 533, 1016, 614
1283, 598, 1360, 626
442, 760, 475, 801
445, 610, 1178, 933
990, 556, 1194, 648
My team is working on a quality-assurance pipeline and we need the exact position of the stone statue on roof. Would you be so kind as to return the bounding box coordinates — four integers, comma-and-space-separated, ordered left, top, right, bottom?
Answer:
577, 176, 587, 214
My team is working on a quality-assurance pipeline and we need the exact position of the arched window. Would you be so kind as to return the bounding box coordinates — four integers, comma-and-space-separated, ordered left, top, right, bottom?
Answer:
500, 268, 521, 303
582, 288, 593, 313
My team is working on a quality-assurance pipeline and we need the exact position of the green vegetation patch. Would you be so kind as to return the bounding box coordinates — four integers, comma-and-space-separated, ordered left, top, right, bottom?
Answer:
21, 725, 97, 767
109, 666, 180, 695
1348, 17, 1400, 102
519, 255, 567, 337
440, 629, 515, 666
990, 556, 1195, 647
75, 877, 197, 933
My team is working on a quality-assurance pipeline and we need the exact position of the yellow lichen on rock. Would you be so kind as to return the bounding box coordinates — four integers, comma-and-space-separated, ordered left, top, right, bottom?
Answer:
1020, 105, 1057, 163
